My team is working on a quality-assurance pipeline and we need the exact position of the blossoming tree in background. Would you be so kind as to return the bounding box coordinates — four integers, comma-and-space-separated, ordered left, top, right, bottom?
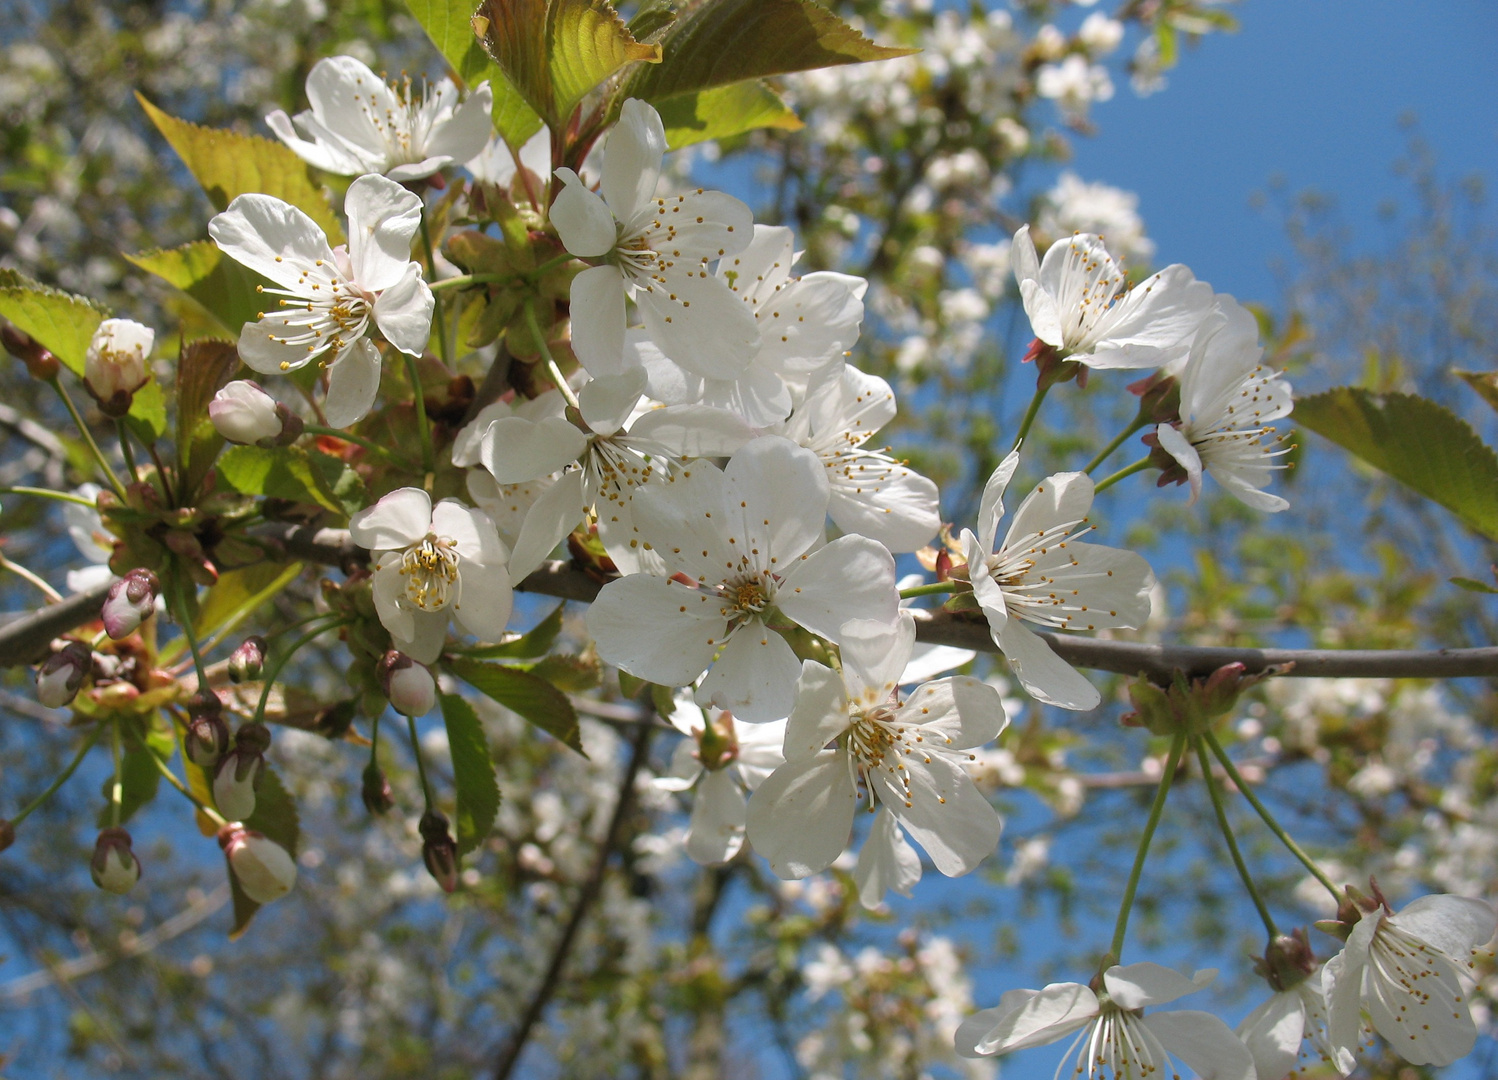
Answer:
2, 0, 1498, 1076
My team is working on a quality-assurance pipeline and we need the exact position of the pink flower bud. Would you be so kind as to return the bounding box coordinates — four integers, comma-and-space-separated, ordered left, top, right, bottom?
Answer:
35, 641, 91, 708
361, 763, 394, 815
83, 318, 154, 417
419, 809, 458, 893
378, 650, 437, 717
218, 824, 297, 904
228, 636, 267, 683
212, 723, 271, 821
185, 691, 231, 769
209, 381, 303, 446
101, 568, 159, 640
1, 324, 60, 380
91, 827, 141, 894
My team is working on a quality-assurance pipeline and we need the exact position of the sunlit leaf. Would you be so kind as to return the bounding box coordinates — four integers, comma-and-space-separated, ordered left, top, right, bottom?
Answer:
174, 338, 241, 497
656, 80, 802, 149
195, 562, 305, 642
126, 242, 267, 341
216, 445, 367, 517
439, 693, 502, 855
0, 269, 108, 376
457, 601, 565, 658
445, 655, 585, 754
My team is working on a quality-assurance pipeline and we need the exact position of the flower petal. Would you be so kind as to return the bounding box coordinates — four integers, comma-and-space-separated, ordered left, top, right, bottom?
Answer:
1391, 895, 1497, 960
976, 449, 1021, 554
1000, 619, 1099, 710
345, 174, 424, 290
685, 768, 747, 865
372, 262, 434, 356
1002, 470, 1094, 554
625, 404, 756, 460
897, 676, 1009, 750
854, 807, 921, 908
777, 535, 899, 643
1156, 422, 1204, 503
954, 981, 1099, 1058
695, 623, 800, 723
452, 555, 514, 643
237, 315, 315, 375
569, 264, 628, 375
578, 368, 648, 436
638, 269, 761, 379
877, 751, 1001, 877
302, 56, 392, 158
723, 436, 828, 567
745, 751, 857, 878
585, 574, 722, 687
603, 98, 666, 223
1145, 1010, 1256, 1080
839, 612, 915, 706
322, 338, 383, 427
481, 416, 589, 484
962, 527, 1009, 644
506, 468, 585, 581
395, 608, 450, 665
1104, 962, 1215, 1010
433, 500, 508, 566
209, 194, 337, 291
350, 487, 431, 551
424, 81, 494, 164
552, 168, 617, 257
1237, 990, 1309, 1080
783, 659, 851, 761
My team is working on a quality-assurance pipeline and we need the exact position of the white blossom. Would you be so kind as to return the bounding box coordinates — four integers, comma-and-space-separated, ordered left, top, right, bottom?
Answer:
1035, 55, 1114, 121
1239, 977, 1352, 1080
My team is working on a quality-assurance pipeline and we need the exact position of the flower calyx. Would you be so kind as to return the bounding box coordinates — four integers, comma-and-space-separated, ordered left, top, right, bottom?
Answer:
419, 809, 459, 893
102, 568, 160, 640
35, 641, 92, 708
185, 690, 231, 769
1253, 928, 1319, 992
361, 763, 395, 815
1314, 879, 1387, 942
228, 636, 267, 684
1, 323, 60, 381
1120, 662, 1284, 738
91, 826, 141, 894
213, 722, 271, 821
696, 712, 739, 773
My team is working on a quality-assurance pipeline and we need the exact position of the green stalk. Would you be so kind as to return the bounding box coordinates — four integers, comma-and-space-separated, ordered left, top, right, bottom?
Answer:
0, 551, 62, 603
1203, 730, 1343, 901
50, 379, 127, 500
1093, 456, 1152, 495
109, 721, 124, 828
1194, 736, 1278, 938
0, 486, 100, 507
428, 272, 514, 293
173, 576, 208, 687
251, 619, 348, 726
403, 353, 436, 482
524, 299, 581, 410
114, 420, 139, 484
406, 712, 433, 808
1108, 732, 1188, 959
898, 580, 962, 600
419, 210, 451, 367
1010, 381, 1052, 451
11, 725, 105, 825
1083, 416, 1148, 475
148, 731, 226, 826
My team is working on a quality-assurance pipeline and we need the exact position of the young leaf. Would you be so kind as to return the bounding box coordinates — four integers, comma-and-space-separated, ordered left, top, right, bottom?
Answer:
406, 0, 546, 146
458, 601, 566, 658
440, 693, 502, 856
0, 269, 108, 377
1450, 576, 1498, 594
1296, 387, 1498, 541
477, 0, 661, 129
655, 80, 802, 149
216, 445, 366, 517
528, 650, 600, 691
614, 0, 914, 108
97, 736, 163, 828
1456, 369, 1498, 416
137, 94, 344, 240
175, 338, 241, 497
124, 378, 168, 443
126, 241, 268, 340
194, 562, 305, 642
445, 655, 585, 754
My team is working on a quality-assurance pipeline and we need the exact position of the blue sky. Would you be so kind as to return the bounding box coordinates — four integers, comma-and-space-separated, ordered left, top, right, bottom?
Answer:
1066, 0, 1498, 305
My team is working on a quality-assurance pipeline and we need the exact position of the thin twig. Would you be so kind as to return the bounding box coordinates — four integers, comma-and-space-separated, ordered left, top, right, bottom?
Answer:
491, 719, 653, 1080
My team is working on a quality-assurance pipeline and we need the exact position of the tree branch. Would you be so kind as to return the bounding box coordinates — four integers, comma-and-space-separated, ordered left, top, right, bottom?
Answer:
4, 523, 1498, 681
491, 718, 652, 1080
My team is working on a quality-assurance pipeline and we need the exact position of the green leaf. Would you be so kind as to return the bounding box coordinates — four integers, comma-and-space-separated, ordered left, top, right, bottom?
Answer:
216, 445, 367, 517
137, 94, 343, 241
528, 650, 600, 691
476, 0, 661, 128
440, 693, 502, 856
459, 601, 565, 658
655, 80, 802, 149
490, 75, 547, 148
1456, 370, 1498, 417
97, 738, 163, 828
174, 338, 241, 496
126, 242, 268, 340
194, 562, 304, 642
124, 378, 167, 443
614, 0, 914, 109
626, 0, 676, 40
404, 0, 545, 145
0, 269, 108, 376
228, 764, 300, 939
1451, 576, 1498, 594
1296, 387, 1498, 541
445, 655, 585, 754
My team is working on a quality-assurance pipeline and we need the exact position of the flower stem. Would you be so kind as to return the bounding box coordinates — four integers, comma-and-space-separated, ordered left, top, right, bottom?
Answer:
528, 252, 576, 280
1093, 456, 1152, 495
1108, 731, 1188, 960
109, 720, 123, 828
0, 486, 99, 507
252, 619, 347, 726
403, 352, 437, 483
10, 724, 105, 825
898, 580, 962, 600
419, 209, 452, 368
524, 299, 580, 411
1203, 730, 1343, 901
0, 551, 63, 603
173, 575, 208, 688
428, 272, 513, 293
1194, 736, 1278, 939
369, 710, 382, 767
1011, 382, 1051, 451
406, 711, 433, 809
303, 424, 414, 466
50, 379, 127, 500
1083, 417, 1148, 476
149, 729, 226, 826
114, 420, 139, 484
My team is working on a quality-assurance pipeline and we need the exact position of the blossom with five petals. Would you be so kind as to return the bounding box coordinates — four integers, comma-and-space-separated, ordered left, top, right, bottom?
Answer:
1155, 295, 1293, 513
267, 55, 492, 182
550, 98, 759, 378
209, 173, 434, 427
746, 612, 1006, 881
348, 488, 513, 664
585, 436, 899, 722
1011, 224, 1211, 369
960, 450, 1154, 710
955, 961, 1254, 1080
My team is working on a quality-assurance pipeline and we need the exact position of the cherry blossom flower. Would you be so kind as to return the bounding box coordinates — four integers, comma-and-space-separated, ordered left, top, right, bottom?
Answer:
635, 225, 868, 425
960, 450, 1154, 710
349, 488, 513, 664
83, 318, 153, 416
585, 436, 899, 723
1035, 55, 1113, 122
453, 389, 567, 555
478, 368, 754, 579
955, 961, 1254, 1080
1324, 892, 1496, 1068
1239, 977, 1350, 1080
776, 363, 940, 553
550, 98, 758, 378
1011, 225, 1211, 369
1155, 295, 1293, 513
208, 173, 433, 427
267, 55, 492, 182
466, 126, 551, 189
746, 612, 1006, 881
655, 696, 786, 865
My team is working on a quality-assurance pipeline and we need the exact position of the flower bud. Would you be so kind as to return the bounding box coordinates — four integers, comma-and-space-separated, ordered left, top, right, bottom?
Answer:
209, 381, 304, 446
419, 809, 459, 893
83, 318, 154, 417
213, 722, 271, 821
0, 819, 14, 852
218, 824, 297, 904
378, 651, 437, 717
185, 691, 231, 769
35, 641, 92, 708
101, 568, 159, 640
361, 762, 395, 815
228, 636, 267, 684
90, 827, 141, 894
1, 323, 60, 380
